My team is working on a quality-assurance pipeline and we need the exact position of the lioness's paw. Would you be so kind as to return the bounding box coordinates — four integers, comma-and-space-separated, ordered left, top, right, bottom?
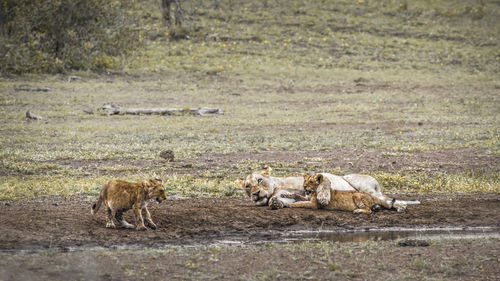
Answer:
148, 223, 157, 230
269, 197, 284, 210
396, 205, 407, 213
353, 209, 371, 214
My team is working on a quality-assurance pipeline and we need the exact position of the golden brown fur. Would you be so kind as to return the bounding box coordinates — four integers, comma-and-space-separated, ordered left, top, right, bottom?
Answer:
238, 166, 305, 208
91, 178, 167, 230
289, 173, 393, 214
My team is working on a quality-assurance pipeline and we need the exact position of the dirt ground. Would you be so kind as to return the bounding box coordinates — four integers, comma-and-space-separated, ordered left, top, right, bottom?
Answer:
1, 194, 499, 280
1, 193, 499, 251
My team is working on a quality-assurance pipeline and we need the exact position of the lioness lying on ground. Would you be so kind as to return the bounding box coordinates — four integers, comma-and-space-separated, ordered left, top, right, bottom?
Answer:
241, 166, 419, 210
238, 166, 305, 208
91, 178, 167, 231
288, 173, 397, 213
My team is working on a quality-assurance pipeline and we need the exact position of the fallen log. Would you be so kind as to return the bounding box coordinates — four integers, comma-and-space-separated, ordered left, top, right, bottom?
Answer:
99, 103, 223, 116
15, 87, 53, 92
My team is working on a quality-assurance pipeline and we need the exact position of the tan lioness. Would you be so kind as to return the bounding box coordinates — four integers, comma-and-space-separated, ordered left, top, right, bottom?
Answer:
238, 166, 305, 208
91, 178, 167, 231
288, 173, 395, 213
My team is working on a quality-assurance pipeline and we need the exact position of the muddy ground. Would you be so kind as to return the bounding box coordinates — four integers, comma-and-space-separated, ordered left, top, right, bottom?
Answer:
1, 193, 499, 250
1, 194, 500, 281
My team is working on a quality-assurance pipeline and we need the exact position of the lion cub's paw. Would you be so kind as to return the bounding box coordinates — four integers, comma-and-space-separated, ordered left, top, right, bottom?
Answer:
268, 197, 284, 210
136, 226, 148, 231
121, 222, 135, 229
106, 222, 116, 228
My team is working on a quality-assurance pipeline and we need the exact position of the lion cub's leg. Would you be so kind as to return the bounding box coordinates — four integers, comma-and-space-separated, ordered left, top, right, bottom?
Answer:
352, 193, 373, 214
288, 197, 319, 209
115, 211, 134, 229
143, 207, 157, 230
269, 192, 309, 209
133, 206, 147, 231
106, 206, 116, 228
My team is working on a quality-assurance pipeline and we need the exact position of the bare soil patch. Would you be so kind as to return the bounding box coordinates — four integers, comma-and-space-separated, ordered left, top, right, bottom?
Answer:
39, 148, 499, 178
0, 193, 499, 251
188, 148, 498, 175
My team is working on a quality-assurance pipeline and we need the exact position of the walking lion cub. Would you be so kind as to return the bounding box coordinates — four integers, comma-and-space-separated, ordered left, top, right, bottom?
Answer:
289, 173, 396, 214
91, 178, 167, 230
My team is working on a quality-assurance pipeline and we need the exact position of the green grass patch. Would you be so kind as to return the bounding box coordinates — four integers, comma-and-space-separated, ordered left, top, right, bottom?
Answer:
0, 0, 498, 200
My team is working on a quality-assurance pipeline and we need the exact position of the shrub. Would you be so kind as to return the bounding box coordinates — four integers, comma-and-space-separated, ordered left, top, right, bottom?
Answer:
0, 0, 141, 73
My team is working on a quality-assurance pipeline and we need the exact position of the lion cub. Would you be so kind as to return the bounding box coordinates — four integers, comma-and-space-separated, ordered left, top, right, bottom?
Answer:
289, 173, 391, 214
91, 178, 167, 230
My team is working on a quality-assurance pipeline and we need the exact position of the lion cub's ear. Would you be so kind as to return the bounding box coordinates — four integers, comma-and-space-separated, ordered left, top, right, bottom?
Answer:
302, 172, 312, 179
261, 165, 272, 176
315, 174, 324, 184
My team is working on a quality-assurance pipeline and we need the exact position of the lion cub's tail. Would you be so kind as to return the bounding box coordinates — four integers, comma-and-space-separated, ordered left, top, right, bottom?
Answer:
91, 184, 105, 215
91, 196, 103, 215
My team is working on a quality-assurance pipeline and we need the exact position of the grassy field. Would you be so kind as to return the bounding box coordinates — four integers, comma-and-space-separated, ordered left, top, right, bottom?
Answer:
0, 0, 499, 200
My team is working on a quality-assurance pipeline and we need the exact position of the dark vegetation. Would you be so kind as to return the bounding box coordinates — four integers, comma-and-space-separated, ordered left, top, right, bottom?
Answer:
0, 0, 139, 73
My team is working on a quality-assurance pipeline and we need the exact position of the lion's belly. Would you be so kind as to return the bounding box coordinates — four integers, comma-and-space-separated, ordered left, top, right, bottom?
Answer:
326, 191, 356, 211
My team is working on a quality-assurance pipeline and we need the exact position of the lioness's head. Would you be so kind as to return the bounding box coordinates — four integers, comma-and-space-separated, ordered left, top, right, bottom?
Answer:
144, 178, 167, 203
238, 166, 274, 206
302, 173, 324, 195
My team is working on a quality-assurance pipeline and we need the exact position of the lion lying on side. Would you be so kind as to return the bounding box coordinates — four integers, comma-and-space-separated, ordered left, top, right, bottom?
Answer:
91, 178, 167, 231
238, 166, 305, 208
288, 173, 397, 213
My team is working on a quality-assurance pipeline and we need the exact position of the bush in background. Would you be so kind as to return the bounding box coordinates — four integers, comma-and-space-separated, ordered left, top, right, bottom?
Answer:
0, 0, 140, 73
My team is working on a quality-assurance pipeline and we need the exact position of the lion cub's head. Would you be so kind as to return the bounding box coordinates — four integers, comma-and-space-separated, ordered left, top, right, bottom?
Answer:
302, 173, 324, 195
144, 178, 167, 203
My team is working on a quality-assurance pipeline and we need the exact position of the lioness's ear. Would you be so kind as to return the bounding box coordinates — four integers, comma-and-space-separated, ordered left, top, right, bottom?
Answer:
261, 165, 272, 176
154, 178, 162, 183
303, 172, 312, 179
315, 174, 323, 184
236, 178, 244, 186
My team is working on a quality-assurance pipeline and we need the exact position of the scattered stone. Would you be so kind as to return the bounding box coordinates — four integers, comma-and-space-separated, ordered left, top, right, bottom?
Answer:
397, 239, 430, 247
26, 110, 43, 120
67, 76, 84, 83
354, 77, 370, 86
159, 150, 175, 161
83, 108, 95, 115
418, 121, 424, 126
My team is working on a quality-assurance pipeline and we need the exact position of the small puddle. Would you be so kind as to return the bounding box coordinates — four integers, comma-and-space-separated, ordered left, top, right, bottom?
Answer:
279, 226, 500, 244
2, 227, 499, 253
215, 226, 500, 246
